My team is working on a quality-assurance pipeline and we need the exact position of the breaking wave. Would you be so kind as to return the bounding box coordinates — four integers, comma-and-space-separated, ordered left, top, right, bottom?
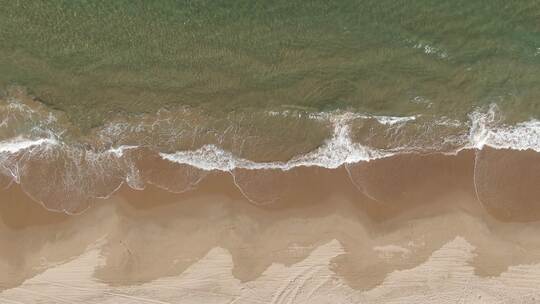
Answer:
0, 90, 539, 213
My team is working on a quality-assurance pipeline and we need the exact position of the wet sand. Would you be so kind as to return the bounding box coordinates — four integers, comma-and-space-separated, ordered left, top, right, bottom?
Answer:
2, 149, 540, 302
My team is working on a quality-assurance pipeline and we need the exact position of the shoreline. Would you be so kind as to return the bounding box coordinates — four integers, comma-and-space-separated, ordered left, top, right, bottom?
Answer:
2, 134, 540, 301
1, 147, 540, 221
2, 159, 540, 300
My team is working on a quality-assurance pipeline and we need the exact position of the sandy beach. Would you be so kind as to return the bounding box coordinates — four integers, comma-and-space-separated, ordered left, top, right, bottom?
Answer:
3, 1, 540, 301
2, 149, 540, 303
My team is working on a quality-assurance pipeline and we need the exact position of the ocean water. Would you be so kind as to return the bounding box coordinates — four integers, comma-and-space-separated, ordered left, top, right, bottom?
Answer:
2, 1, 540, 123
0, 1, 540, 212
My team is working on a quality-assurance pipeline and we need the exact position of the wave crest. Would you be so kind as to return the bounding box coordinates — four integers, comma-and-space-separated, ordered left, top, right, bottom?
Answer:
1, 92, 540, 212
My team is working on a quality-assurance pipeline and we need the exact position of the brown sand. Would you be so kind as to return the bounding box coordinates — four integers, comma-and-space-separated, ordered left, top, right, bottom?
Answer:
2, 149, 540, 302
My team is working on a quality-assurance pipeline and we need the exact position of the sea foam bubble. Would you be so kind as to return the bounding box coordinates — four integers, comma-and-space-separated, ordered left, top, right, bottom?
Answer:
468, 104, 540, 152
160, 113, 392, 171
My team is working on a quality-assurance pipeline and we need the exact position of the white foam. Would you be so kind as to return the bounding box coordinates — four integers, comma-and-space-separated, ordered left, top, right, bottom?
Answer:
1, 101, 539, 177
161, 107, 540, 171
160, 145, 245, 171
158, 112, 416, 171
469, 105, 540, 152
371, 115, 416, 125
0, 137, 57, 154
435, 116, 463, 128
160, 114, 392, 171
106, 145, 139, 157
266, 109, 417, 125
468, 104, 498, 149
413, 42, 449, 59
484, 120, 540, 152
411, 95, 430, 104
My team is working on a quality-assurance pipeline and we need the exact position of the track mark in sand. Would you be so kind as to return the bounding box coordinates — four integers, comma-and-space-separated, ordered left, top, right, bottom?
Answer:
32, 279, 173, 304
5, 237, 540, 303
270, 265, 322, 304
472, 150, 484, 208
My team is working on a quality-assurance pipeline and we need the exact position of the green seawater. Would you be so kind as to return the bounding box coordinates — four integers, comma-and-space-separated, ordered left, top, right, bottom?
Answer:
1, 0, 540, 131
